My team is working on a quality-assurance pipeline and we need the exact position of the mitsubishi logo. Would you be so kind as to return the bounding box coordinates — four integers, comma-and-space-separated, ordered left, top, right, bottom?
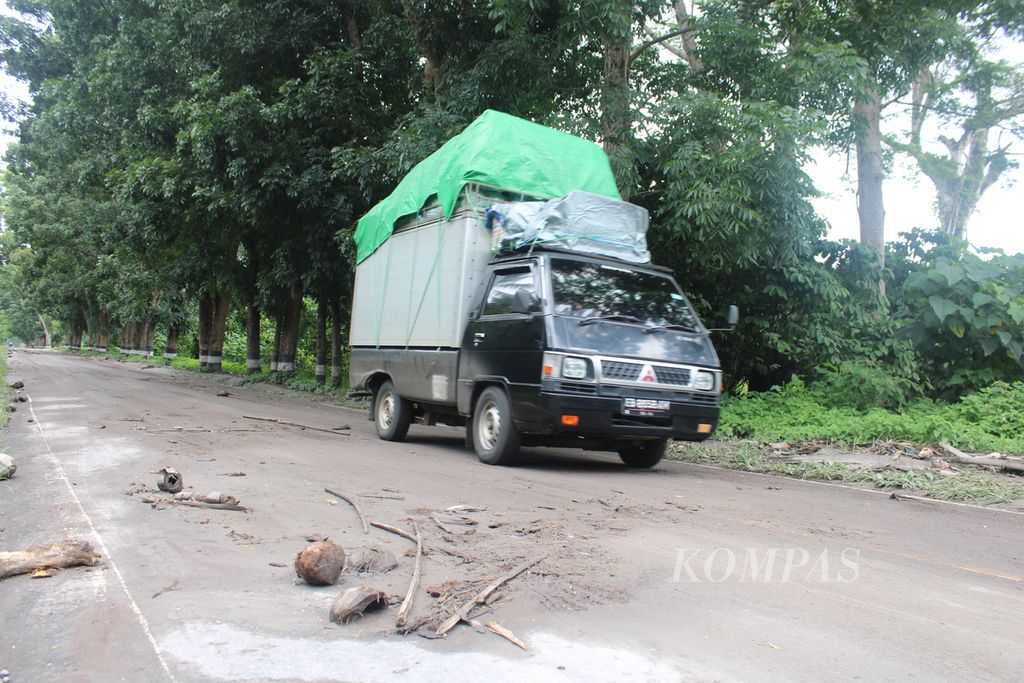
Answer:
639, 364, 657, 382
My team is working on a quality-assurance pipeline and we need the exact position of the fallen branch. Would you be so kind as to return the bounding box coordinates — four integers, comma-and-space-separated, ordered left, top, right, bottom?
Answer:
242, 415, 351, 436
435, 555, 546, 636
396, 521, 422, 631
431, 513, 458, 535
142, 496, 248, 512
1, 539, 101, 580
939, 443, 1024, 473
371, 520, 418, 544
325, 487, 370, 534
485, 621, 528, 650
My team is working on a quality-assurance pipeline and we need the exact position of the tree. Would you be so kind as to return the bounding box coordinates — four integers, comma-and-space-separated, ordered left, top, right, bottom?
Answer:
889, 47, 1024, 239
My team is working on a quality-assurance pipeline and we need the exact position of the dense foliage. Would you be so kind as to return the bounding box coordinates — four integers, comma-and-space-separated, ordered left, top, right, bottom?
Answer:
0, 1, 1020, 412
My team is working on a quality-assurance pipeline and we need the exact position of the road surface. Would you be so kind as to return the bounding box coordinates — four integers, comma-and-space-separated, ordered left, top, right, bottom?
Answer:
1, 350, 1021, 682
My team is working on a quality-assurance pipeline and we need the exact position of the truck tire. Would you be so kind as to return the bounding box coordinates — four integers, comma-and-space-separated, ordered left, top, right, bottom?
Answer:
374, 379, 412, 442
618, 438, 668, 468
472, 387, 521, 465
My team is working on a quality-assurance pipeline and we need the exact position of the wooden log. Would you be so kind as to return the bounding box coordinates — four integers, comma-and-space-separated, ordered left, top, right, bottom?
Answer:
939, 443, 1024, 473
435, 555, 546, 636
0, 540, 101, 580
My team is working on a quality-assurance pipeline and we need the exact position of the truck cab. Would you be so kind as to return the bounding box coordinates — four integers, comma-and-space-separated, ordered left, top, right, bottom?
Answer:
457, 250, 721, 467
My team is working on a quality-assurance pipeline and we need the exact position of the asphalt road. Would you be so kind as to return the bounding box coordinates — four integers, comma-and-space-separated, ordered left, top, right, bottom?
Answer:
1, 350, 1022, 682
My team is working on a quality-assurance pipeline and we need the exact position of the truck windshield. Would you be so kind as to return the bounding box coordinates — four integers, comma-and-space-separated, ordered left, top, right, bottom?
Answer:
549, 259, 700, 331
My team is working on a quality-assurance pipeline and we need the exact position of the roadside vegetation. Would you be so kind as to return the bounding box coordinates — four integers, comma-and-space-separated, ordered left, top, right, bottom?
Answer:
669, 441, 1024, 505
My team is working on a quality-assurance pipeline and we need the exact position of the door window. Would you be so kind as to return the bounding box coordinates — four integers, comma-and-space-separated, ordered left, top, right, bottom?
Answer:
482, 270, 535, 316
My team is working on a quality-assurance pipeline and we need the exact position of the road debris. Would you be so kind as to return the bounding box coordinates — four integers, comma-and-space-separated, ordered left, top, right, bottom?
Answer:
346, 546, 398, 573
0, 539, 101, 580
939, 442, 1024, 474
359, 492, 406, 500
152, 580, 182, 598
220, 471, 246, 477
156, 466, 183, 493
216, 390, 231, 397
0, 453, 15, 480
371, 521, 418, 544
9, 380, 24, 389
295, 541, 346, 586
395, 522, 423, 631
330, 586, 389, 624
243, 415, 350, 436
435, 555, 547, 637
485, 621, 528, 650
142, 491, 247, 512
324, 487, 369, 534
431, 512, 477, 536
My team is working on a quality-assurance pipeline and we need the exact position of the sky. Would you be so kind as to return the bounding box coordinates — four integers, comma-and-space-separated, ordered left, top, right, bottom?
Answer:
0, 7, 1021, 256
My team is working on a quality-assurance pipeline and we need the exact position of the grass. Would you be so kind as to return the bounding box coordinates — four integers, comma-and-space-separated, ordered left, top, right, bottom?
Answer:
669, 440, 1024, 504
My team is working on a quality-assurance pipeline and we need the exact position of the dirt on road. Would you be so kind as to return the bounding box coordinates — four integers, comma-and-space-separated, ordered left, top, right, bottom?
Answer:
1, 350, 1022, 682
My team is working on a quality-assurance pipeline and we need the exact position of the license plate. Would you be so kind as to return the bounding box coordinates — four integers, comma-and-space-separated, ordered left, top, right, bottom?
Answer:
622, 397, 670, 416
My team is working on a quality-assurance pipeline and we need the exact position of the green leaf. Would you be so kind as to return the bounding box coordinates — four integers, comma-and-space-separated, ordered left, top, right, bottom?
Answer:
928, 295, 958, 322
934, 261, 964, 286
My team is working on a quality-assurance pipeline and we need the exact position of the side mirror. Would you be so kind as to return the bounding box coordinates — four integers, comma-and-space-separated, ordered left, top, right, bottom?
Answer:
727, 305, 739, 327
511, 289, 540, 315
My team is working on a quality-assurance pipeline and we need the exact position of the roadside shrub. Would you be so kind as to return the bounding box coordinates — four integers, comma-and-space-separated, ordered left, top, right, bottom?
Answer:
890, 231, 1024, 397
812, 360, 919, 411
719, 378, 1024, 454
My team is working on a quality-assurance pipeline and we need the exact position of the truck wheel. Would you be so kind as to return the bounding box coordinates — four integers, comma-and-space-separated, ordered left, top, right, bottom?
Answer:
374, 379, 412, 442
618, 439, 668, 468
472, 387, 521, 465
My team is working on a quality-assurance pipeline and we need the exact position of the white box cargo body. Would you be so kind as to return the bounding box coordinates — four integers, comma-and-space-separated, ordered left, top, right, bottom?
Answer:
350, 207, 493, 349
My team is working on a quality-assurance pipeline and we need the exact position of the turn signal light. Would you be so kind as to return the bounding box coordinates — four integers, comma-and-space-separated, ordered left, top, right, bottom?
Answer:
697, 423, 713, 434
561, 415, 579, 427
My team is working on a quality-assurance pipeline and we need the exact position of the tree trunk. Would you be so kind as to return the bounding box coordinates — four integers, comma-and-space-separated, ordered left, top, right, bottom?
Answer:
81, 305, 94, 350
206, 294, 229, 373
315, 298, 328, 384
121, 322, 133, 354
143, 318, 155, 358
246, 303, 261, 374
36, 313, 50, 347
330, 296, 344, 389
854, 87, 886, 265
275, 291, 303, 376
270, 313, 282, 373
165, 324, 180, 359
97, 311, 110, 351
601, 0, 633, 198
198, 297, 212, 369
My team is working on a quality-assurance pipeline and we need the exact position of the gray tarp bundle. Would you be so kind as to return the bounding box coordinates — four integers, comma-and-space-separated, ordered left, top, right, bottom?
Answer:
486, 190, 651, 264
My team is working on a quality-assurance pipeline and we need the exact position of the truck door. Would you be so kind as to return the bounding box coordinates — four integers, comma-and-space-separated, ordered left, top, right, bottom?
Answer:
458, 265, 545, 419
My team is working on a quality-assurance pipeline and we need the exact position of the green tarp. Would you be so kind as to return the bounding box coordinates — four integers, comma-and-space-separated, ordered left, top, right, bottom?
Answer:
354, 110, 621, 263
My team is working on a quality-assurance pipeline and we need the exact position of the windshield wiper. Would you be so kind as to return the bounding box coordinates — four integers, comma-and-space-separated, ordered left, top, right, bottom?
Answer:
643, 323, 698, 334
578, 314, 644, 327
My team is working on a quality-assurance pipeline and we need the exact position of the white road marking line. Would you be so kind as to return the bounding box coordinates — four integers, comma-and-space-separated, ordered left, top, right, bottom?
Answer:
27, 396, 178, 683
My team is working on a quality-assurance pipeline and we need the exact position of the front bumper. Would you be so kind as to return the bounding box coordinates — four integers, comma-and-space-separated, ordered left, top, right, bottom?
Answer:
513, 381, 720, 441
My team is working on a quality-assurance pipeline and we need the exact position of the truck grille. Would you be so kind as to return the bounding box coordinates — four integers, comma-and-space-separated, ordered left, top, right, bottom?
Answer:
654, 366, 691, 386
600, 360, 694, 388
601, 360, 642, 381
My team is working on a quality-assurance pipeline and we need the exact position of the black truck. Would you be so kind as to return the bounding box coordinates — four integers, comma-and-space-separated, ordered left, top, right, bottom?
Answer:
349, 188, 732, 467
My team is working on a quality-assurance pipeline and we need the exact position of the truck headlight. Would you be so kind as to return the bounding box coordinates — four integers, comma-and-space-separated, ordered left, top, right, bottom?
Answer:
562, 357, 588, 379
694, 370, 715, 391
